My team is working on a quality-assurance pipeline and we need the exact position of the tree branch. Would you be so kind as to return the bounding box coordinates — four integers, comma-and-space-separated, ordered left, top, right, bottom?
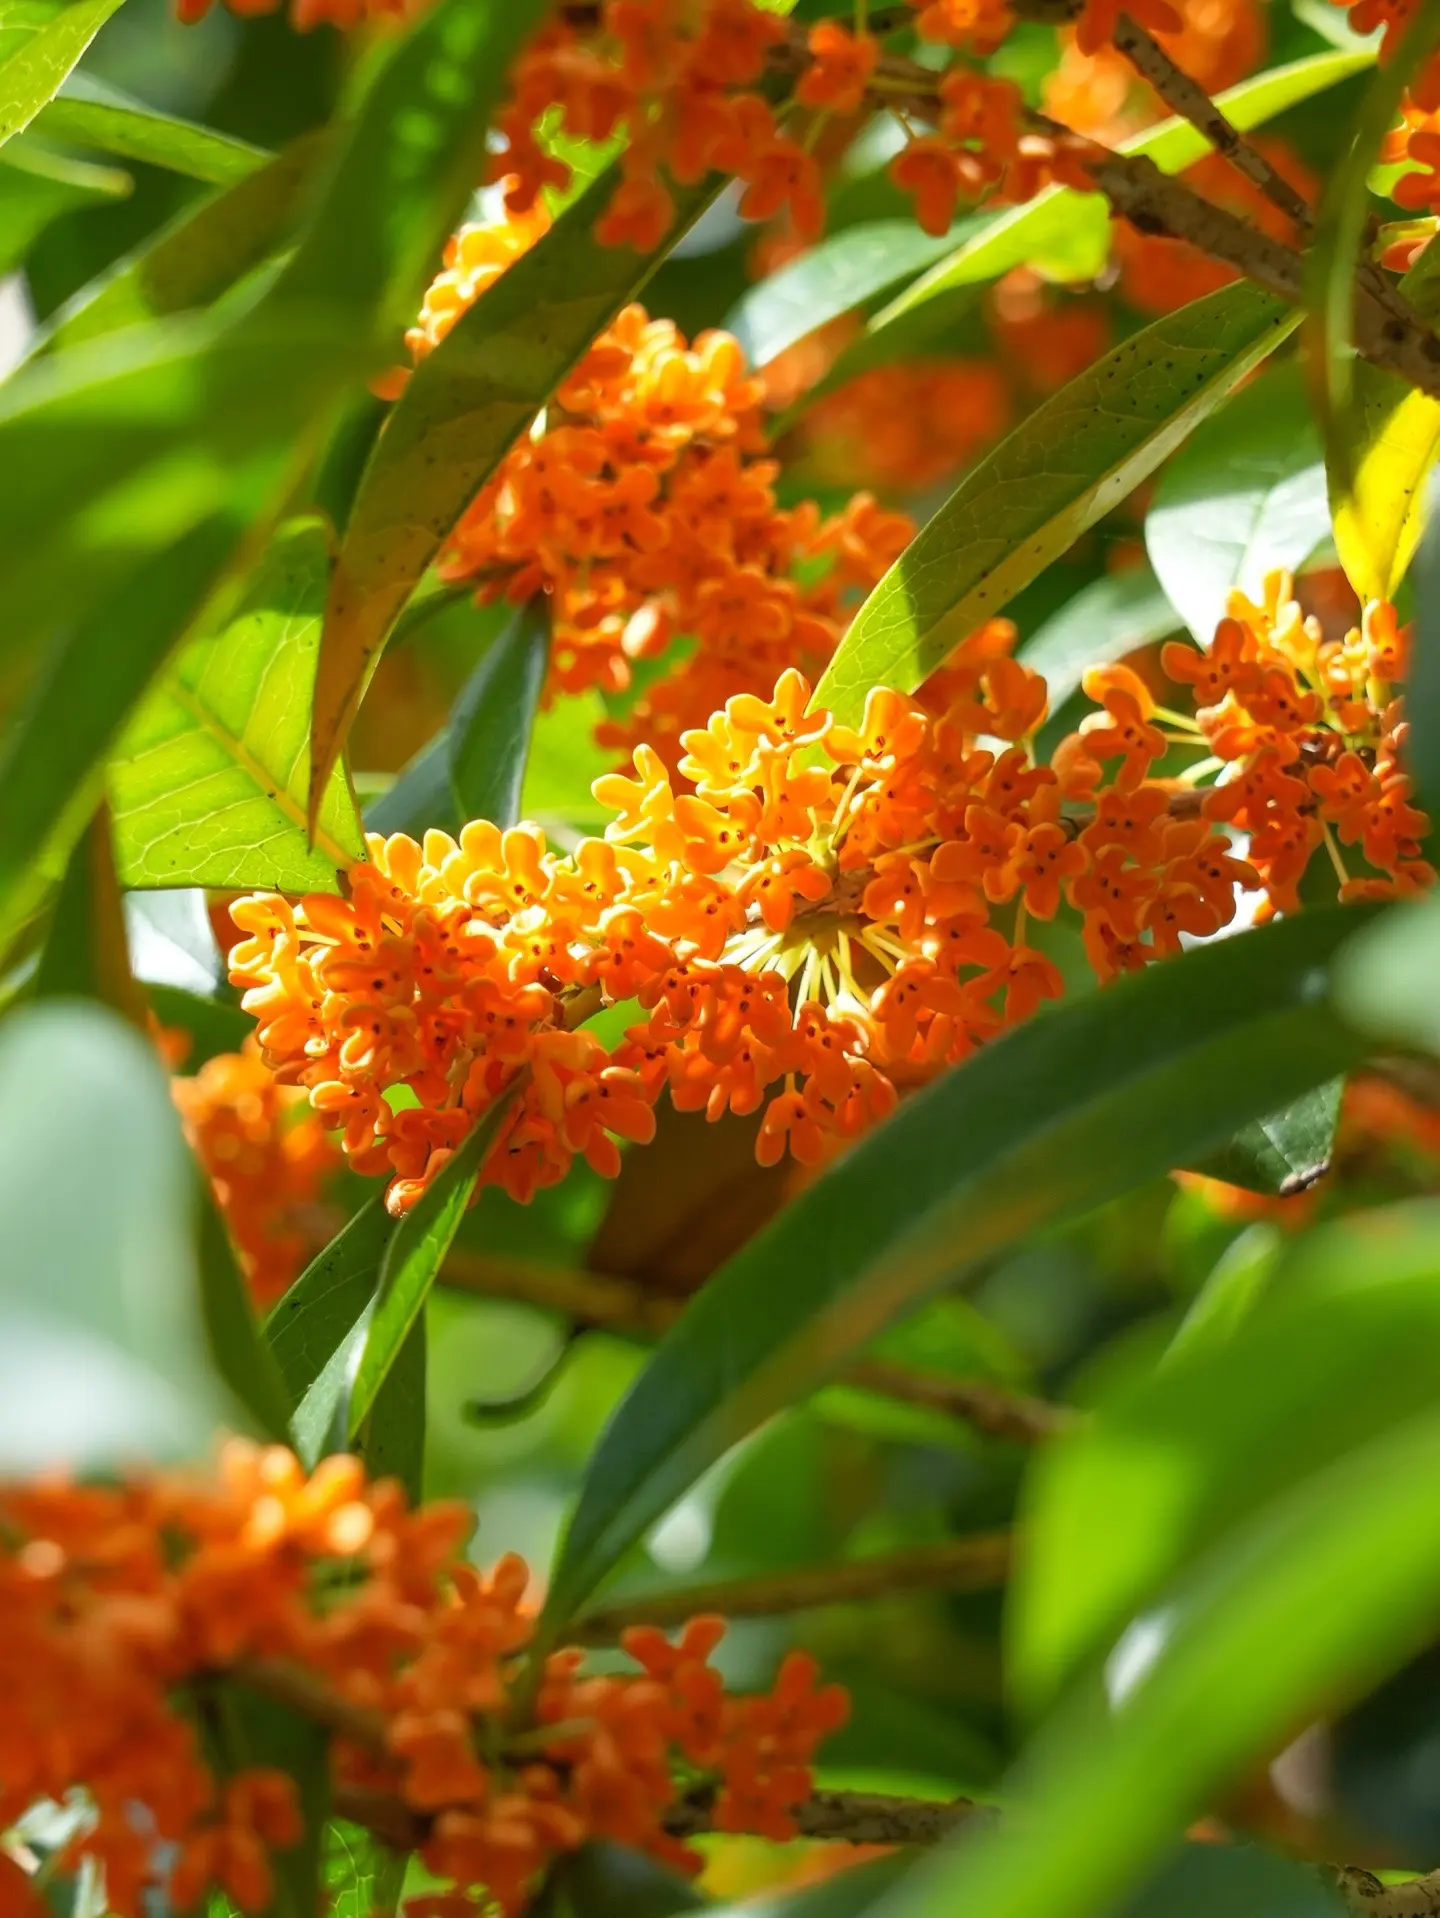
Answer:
569, 1533, 1012, 1644
436, 1248, 1071, 1444
1337, 1867, 1440, 1916
1107, 12, 1313, 232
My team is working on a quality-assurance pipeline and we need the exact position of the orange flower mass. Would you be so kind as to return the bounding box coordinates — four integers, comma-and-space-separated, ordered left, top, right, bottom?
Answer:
0, 1446, 846, 1918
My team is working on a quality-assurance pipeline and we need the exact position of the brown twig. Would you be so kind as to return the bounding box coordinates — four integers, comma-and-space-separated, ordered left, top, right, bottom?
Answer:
436, 1248, 1071, 1444
1336, 1867, 1440, 1916
332, 1780, 990, 1854
1108, 11, 1313, 231
569, 1533, 1012, 1644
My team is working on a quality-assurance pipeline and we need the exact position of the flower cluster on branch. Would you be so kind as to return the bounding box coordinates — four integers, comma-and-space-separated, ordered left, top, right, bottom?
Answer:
0, 1444, 846, 1918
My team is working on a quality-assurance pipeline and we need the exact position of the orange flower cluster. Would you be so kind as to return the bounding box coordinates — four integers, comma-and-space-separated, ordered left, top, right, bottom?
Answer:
172, 1043, 339, 1309
1044, 0, 1265, 145
795, 356, 1011, 492
231, 572, 1432, 1211
421, 270, 911, 757
0, 1444, 847, 1918
1155, 571, 1433, 910
1331, 0, 1440, 113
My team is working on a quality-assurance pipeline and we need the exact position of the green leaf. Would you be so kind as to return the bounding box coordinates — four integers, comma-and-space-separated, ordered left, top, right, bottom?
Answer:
36, 72, 266, 184
267, 1194, 391, 1410
270, 0, 548, 346
879, 1404, 1440, 1918
148, 982, 251, 1065
797, 49, 1371, 418
219, 1680, 330, 1918
0, 1001, 231, 1468
37, 130, 326, 353
0, 137, 129, 276
1328, 232, 1440, 601
538, 907, 1373, 1639
1119, 1846, 1346, 1918
814, 284, 1297, 729
1186, 1077, 1344, 1197
33, 801, 145, 1024
365, 730, 459, 839
722, 213, 985, 369
110, 517, 365, 894
196, 1183, 292, 1441
0, 509, 251, 951
1146, 362, 1329, 643
1019, 562, 1179, 715
1333, 893, 1440, 1052
534, 1841, 709, 1918
1162, 1222, 1284, 1370
361, 1315, 426, 1502
1012, 1203, 1440, 1716
313, 163, 723, 827
323, 1823, 408, 1918
0, 0, 127, 152
345, 1094, 516, 1435
449, 600, 550, 829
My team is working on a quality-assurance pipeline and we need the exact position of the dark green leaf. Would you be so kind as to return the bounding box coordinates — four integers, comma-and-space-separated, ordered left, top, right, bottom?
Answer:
221, 1680, 331, 1918
814, 284, 1297, 730
534, 1841, 708, 1918
538, 907, 1374, 1639
267, 1194, 391, 1409
147, 982, 251, 1065
345, 1093, 516, 1434
1187, 1078, 1344, 1197
36, 71, 266, 184
110, 517, 365, 894
33, 801, 145, 1023
448, 599, 550, 829
365, 730, 459, 839
0, 0, 126, 150
196, 1183, 292, 1441
1119, 1846, 1345, 1918
37, 130, 326, 352
1407, 482, 1440, 822
313, 165, 723, 824
359, 1314, 426, 1501
1145, 362, 1329, 643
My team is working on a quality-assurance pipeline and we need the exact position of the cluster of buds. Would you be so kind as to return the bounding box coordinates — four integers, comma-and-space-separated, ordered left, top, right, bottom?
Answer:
0, 1444, 847, 1918
231, 573, 1429, 1216
422, 267, 912, 758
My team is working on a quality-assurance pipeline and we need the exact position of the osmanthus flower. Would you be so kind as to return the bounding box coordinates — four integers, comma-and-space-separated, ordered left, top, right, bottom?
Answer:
1153, 572, 1434, 911
0, 1446, 847, 1918
171, 1041, 340, 1308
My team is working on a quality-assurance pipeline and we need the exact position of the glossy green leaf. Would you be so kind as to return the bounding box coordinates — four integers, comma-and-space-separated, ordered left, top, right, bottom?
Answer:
196, 1185, 292, 1442
1012, 1205, 1440, 1716
1162, 1224, 1285, 1370
0, 0, 126, 151
1019, 562, 1178, 715
33, 802, 144, 1024
449, 600, 550, 829
799, 49, 1371, 416
722, 214, 985, 369
314, 165, 723, 827
877, 1404, 1440, 1918
538, 907, 1373, 1638
38, 130, 326, 353
345, 1094, 516, 1435
36, 72, 265, 184
268, 1195, 391, 1411
1329, 231, 1440, 601
365, 730, 459, 839
0, 509, 248, 950
110, 518, 365, 894
1188, 1077, 1344, 1196
361, 1316, 426, 1501
814, 284, 1297, 728
0, 1002, 230, 1468
1146, 362, 1329, 643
